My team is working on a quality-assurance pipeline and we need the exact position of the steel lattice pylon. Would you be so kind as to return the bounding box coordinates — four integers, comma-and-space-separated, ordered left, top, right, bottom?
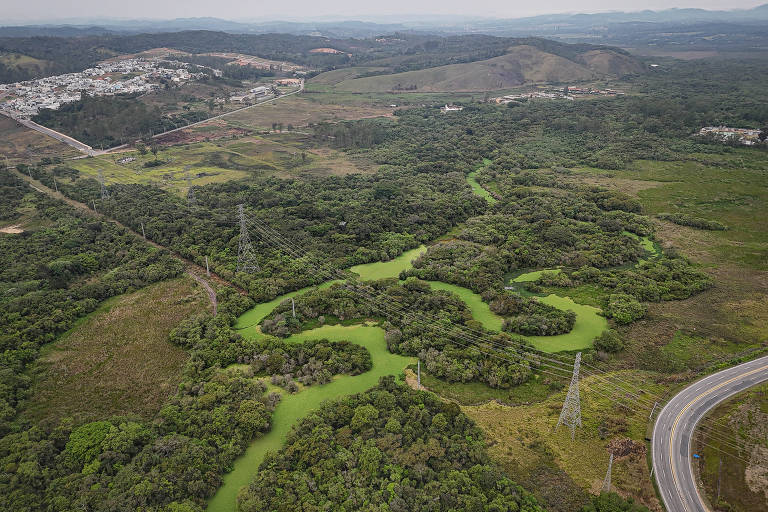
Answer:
602, 453, 613, 492
556, 351, 582, 439
236, 204, 260, 273
98, 169, 109, 200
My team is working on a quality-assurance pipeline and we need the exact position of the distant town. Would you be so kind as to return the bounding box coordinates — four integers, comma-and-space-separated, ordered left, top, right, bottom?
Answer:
491, 86, 625, 104
0, 58, 218, 118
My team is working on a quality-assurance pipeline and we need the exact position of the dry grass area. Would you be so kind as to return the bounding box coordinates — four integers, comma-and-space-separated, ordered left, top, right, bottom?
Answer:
695, 383, 768, 512
0, 115, 78, 162
25, 277, 207, 426
464, 372, 664, 512
223, 94, 394, 130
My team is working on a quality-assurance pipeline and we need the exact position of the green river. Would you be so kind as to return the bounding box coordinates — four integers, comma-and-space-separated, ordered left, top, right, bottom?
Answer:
209, 242, 607, 511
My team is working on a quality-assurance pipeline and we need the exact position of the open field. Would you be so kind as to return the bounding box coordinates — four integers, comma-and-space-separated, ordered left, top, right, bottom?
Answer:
323, 46, 642, 93
465, 371, 665, 512
222, 93, 395, 130
24, 277, 207, 426
0, 115, 78, 162
65, 133, 378, 195
565, 153, 768, 372
0, 52, 49, 69
695, 382, 768, 512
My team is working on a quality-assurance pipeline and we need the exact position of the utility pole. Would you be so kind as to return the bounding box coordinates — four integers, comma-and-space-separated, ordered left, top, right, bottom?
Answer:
98, 169, 109, 200
205, 256, 210, 277
53, 176, 58, 193
556, 352, 582, 439
291, 296, 296, 318
236, 204, 259, 273
92, 199, 97, 212
141, 222, 146, 239
602, 453, 613, 493
649, 401, 659, 420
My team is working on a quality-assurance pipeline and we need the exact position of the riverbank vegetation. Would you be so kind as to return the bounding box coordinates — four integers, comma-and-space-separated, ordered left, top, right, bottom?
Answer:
261, 278, 537, 389
238, 376, 545, 512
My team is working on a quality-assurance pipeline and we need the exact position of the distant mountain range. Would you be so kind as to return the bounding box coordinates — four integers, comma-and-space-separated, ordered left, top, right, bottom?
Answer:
2, 5, 768, 39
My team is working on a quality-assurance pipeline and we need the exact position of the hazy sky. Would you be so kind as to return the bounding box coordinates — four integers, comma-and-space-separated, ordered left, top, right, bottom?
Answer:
4, 0, 766, 23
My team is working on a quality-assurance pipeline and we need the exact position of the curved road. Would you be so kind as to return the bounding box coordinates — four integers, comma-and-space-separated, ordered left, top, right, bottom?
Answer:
652, 355, 768, 512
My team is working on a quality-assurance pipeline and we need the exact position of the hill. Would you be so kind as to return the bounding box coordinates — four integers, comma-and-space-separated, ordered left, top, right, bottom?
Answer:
323, 45, 644, 93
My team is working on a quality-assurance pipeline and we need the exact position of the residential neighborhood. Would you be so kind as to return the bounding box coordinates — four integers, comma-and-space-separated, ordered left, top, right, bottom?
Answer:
0, 58, 210, 118
698, 125, 764, 145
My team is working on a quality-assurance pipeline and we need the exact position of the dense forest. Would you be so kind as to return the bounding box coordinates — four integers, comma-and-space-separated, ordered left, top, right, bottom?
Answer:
38, 164, 484, 302
261, 278, 538, 388
0, 169, 183, 436
238, 376, 545, 512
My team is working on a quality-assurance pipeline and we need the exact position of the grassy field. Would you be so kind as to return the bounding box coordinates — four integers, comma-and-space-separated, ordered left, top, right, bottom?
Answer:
419, 370, 559, 406
695, 383, 768, 512
208, 323, 414, 512
24, 277, 207, 426
464, 371, 665, 512
330, 46, 597, 93
567, 151, 768, 372
0, 116, 79, 163
0, 52, 49, 69
222, 94, 394, 130
69, 133, 376, 195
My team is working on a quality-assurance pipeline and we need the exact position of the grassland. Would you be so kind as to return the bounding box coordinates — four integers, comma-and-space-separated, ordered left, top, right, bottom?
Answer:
328, 46, 598, 93
0, 52, 49, 69
69, 133, 376, 195
0, 115, 78, 163
208, 323, 414, 512
24, 277, 207, 426
464, 371, 665, 512
222, 94, 394, 130
695, 383, 768, 512
567, 150, 768, 372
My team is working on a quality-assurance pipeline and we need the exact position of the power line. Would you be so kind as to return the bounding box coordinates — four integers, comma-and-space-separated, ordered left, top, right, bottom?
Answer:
557, 352, 582, 439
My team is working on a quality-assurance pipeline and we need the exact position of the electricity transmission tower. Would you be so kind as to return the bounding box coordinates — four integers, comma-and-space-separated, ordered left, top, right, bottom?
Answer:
236, 204, 260, 273
98, 169, 109, 200
556, 352, 582, 439
602, 453, 613, 492
184, 165, 196, 206
186, 174, 196, 206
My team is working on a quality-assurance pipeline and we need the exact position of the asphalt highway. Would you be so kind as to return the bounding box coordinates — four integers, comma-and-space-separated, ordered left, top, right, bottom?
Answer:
652, 355, 768, 512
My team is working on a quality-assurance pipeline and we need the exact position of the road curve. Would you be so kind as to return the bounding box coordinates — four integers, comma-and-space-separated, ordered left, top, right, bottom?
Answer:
652, 355, 768, 512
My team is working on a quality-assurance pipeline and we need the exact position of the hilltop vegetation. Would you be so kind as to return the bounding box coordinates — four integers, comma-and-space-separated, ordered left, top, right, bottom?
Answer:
325, 45, 643, 93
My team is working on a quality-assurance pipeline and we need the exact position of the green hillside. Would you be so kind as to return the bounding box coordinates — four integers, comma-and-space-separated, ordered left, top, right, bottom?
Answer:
321, 45, 644, 93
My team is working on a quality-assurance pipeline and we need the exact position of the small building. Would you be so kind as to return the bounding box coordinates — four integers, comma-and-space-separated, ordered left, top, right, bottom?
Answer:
441, 104, 463, 113
250, 86, 269, 97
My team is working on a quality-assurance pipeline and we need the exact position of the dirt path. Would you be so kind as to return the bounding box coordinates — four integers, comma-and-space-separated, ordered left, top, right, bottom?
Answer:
12, 169, 240, 312
187, 271, 217, 316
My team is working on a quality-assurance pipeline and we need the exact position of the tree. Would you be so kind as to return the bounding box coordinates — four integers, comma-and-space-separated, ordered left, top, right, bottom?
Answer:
150, 144, 160, 160
759, 126, 768, 142
135, 142, 148, 155
594, 330, 625, 353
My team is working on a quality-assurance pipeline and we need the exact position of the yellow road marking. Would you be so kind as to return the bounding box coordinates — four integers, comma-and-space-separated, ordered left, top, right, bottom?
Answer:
668, 364, 768, 512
